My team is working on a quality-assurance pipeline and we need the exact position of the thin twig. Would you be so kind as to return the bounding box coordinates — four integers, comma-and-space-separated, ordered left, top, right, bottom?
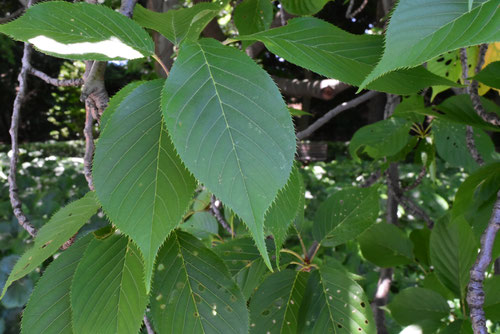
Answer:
83, 100, 95, 191
399, 194, 434, 229
210, 195, 234, 237
143, 314, 155, 334
27, 66, 84, 87
466, 126, 485, 166
297, 90, 379, 140
346, 0, 369, 19
359, 170, 382, 188
402, 166, 426, 192
467, 190, 500, 334
0, 7, 24, 24
8, 42, 37, 238
371, 268, 393, 334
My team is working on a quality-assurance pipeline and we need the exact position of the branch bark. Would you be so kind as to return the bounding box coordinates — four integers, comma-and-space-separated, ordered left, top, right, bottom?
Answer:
27, 66, 84, 87
468, 190, 500, 334
272, 76, 350, 100
297, 90, 379, 140
143, 314, 155, 334
210, 195, 234, 237
0, 7, 24, 24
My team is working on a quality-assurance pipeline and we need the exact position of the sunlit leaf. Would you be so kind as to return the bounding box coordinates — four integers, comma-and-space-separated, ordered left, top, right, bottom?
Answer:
234, 0, 273, 50
280, 0, 330, 15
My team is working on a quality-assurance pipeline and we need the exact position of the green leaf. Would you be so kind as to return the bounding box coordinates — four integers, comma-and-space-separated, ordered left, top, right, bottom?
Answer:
265, 165, 304, 266
410, 228, 431, 267
388, 287, 449, 330
433, 120, 497, 173
235, 258, 269, 300
93, 79, 196, 292
71, 235, 148, 334
180, 211, 219, 239
422, 273, 456, 301
0, 2, 154, 60
239, 18, 462, 94
162, 39, 296, 270
484, 276, 500, 320
468, 0, 474, 11
430, 216, 478, 298
313, 187, 379, 245
213, 237, 262, 276
133, 3, 221, 46
360, 0, 500, 89
439, 320, 473, 334
0, 192, 98, 299
234, 0, 273, 50
349, 117, 412, 163
21, 235, 92, 334
151, 231, 249, 333
1, 277, 32, 309
472, 61, 500, 89
280, 0, 330, 15
358, 223, 414, 267
100, 81, 143, 131
298, 267, 376, 333
249, 269, 309, 334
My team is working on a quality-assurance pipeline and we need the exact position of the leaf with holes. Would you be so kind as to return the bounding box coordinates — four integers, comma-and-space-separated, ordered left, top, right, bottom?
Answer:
134, 3, 221, 46
234, 0, 273, 50
360, 0, 500, 89
298, 267, 376, 333
388, 287, 449, 331
162, 39, 296, 270
430, 216, 478, 298
151, 231, 249, 333
249, 269, 308, 334
358, 223, 414, 267
71, 235, 148, 334
0, 2, 154, 60
280, 0, 330, 15
21, 234, 92, 334
93, 80, 196, 292
265, 165, 304, 266
0, 192, 98, 300
349, 117, 412, 163
239, 18, 461, 94
313, 187, 380, 246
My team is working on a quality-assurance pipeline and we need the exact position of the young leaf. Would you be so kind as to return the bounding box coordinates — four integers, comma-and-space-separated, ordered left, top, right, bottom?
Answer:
239, 18, 461, 94
100, 81, 143, 131
93, 79, 196, 292
21, 234, 92, 334
472, 61, 500, 90
162, 39, 296, 270
0, 192, 98, 299
313, 187, 380, 245
249, 269, 309, 334
233, 0, 273, 50
71, 235, 148, 334
280, 0, 330, 15
387, 287, 449, 331
430, 216, 478, 298
360, 0, 500, 89
298, 267, 376, 333
349, 117, 412, 163
265, 165, 304, 266
151, 231, 249, 333
358, 223, 414, 267
133, 3, 221, 46
0, 2, 154, 60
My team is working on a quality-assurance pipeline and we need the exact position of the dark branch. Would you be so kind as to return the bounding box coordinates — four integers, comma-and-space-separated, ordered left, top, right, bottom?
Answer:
143, 314, 155, 334
83, 100, 95, 191
120, 0, 137, 18
0, 7, 24, 24
346, 0, 369, 19
360, 170, 382, 188
402, 166, 426, 192
465, 125, 485, 166
27, 66, 84, 87
272, 76, 350, 100
297, 90, 379, 140
210, 195, 234, 237
371, 268, 393, 334
468, 190, 500, 334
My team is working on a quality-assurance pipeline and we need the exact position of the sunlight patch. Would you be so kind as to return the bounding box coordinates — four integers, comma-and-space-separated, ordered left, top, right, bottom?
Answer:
28, 36, 143, 59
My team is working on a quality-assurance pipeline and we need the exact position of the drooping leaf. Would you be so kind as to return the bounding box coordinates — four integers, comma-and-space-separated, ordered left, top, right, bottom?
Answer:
151, 231, 249, 333
93, 79, 196, 292
0, 2, 154, 60
100, 81, 143, 130
433, 120, 497, 173
234, 0, 273, 50
265, 165, 304, 265
349, 117, 412, 163
249, 269, 309, 334
71, 235, 148, 334
358, 223, 414, 267
280, 0, 330, 15
298, 267, 376, 333
313, 187, 379, 245
133, 3, 221, 46
162, 39, 296, 270
360, 0, 500, 88
0, 192, 98, 299
473, 61, 500, 89
430, 216, 478, 298
180, 211, 219, 239
239, 18, 461, 94
388, 287, 449, 331
21, 235, 92, 334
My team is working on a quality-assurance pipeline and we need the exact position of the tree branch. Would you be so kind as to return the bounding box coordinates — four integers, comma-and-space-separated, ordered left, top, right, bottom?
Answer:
27, 66, 84, 87
402, 166, 426, 192
272, 76, 350, 100
120, 0, 137, 18
143, 314, 155, 334
466, 125, 485, 166
0, 7, 24, 24
83, 100, 95, 191
467, 190, 500, 334
371, 268, 393, 334
210, 195, 234, 237
346, 0, 369, 19
297, 90, 379, 140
